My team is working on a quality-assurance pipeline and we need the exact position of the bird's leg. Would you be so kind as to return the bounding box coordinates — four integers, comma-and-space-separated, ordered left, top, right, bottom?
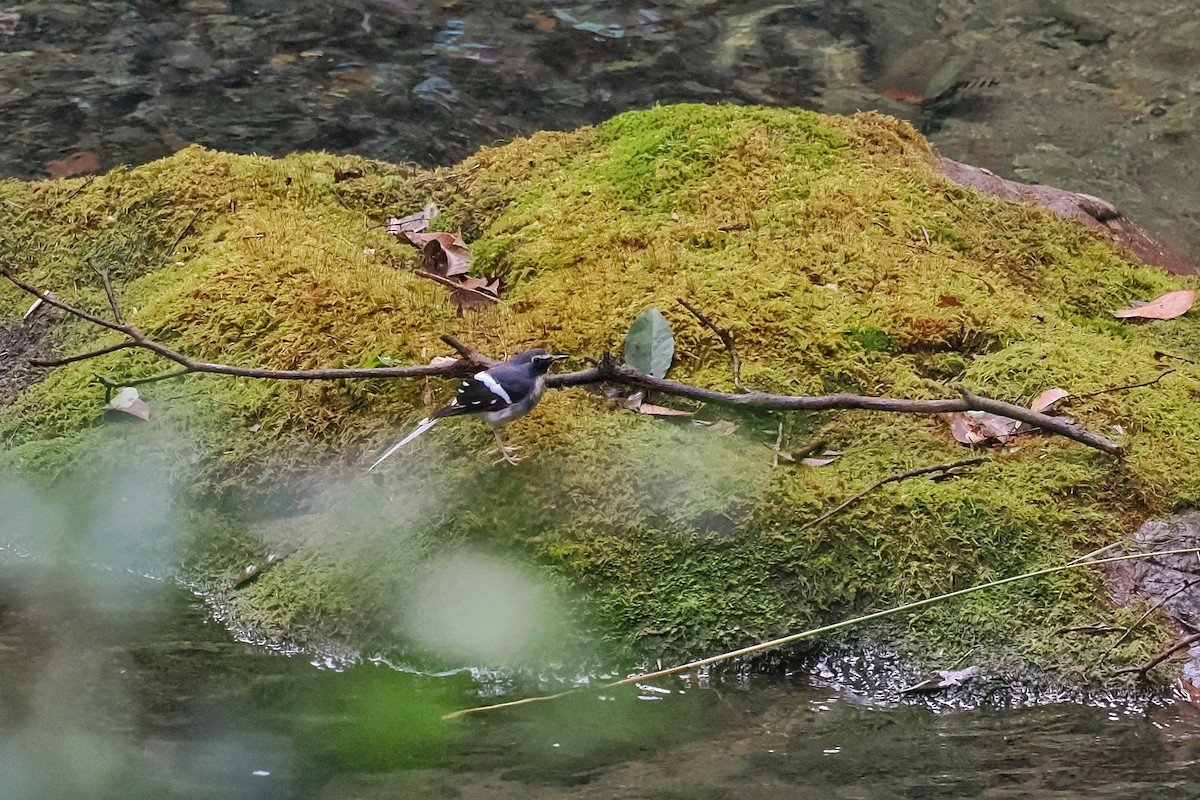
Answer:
490, 426, 522, 465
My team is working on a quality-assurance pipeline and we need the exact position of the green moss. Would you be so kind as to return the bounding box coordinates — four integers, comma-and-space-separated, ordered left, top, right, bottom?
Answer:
2, 104, 1196, 683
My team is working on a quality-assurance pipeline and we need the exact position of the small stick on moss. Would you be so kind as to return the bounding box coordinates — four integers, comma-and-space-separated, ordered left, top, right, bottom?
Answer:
1110, 631, 1200, 680
414, 269, 502, 304
95, 267, 124, 324
1070, 370, 1175, 401
167, 208, 202, 256
64, 175, 94, 201
795, 456, 987, 534
676, 297, 743, 391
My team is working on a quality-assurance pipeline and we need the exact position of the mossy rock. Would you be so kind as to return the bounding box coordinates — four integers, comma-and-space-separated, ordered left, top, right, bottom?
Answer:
2, 104, 1197, 683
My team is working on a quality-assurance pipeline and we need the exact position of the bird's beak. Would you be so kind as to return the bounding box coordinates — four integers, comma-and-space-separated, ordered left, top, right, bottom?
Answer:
550, 354, 568, 362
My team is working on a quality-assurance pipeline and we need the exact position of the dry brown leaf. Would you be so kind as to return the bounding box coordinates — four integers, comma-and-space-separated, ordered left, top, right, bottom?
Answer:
638, 403, 694, 417
398, 230, 471, 277
937, 294, 962, 307
1112, 289, 1195, 320
941, 410, 1019, 446
1029, 387, 1070, 413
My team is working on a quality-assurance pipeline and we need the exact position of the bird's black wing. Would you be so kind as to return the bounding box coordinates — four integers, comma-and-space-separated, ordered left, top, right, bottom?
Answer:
435, 363, 533, 418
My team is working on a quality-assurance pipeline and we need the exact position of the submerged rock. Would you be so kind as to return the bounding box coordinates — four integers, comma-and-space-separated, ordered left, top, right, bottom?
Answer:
1, 104, 1198, 690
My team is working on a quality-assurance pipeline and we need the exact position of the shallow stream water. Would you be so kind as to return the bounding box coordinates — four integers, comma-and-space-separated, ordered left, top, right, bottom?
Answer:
5, 0, 1200, 796
3, 558, 1200, 799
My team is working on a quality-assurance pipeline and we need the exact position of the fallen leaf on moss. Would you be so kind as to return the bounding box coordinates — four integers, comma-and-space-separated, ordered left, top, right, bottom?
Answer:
448, 275, 504, 311
1029, 387, 1070, 413
801, 453, 842, 467
411, 234, 470, 277
638, 403, 693, 417
1112, 289, 1195, 320
941, 410, 1019, 446
387, 201, 438, 236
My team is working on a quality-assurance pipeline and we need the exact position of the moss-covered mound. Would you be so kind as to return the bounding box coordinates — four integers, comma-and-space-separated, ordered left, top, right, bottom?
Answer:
3, 104, 1198, 681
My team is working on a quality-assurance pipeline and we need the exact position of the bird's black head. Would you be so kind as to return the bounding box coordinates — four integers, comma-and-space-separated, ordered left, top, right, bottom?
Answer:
512, 348, 568, 373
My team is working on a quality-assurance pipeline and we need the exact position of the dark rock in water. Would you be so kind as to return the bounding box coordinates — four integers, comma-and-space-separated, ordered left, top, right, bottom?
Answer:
939, 157, 1198, 276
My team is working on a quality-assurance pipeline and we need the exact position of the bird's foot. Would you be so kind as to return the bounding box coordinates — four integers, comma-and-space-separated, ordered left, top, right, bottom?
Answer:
490, 444, 522, 465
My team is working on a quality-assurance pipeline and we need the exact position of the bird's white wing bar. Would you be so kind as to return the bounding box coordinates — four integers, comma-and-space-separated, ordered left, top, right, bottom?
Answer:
368, 416, 439, 471
474, 371, 512, 405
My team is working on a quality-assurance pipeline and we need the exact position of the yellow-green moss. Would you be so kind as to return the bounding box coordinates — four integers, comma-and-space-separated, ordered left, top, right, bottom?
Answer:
2, 104, 1197, 681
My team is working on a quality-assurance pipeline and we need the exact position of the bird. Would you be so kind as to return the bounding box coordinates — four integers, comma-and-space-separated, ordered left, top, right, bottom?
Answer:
368, 348, 568, 470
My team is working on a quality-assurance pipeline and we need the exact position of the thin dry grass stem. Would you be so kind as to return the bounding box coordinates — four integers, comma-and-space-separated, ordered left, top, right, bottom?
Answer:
442, 547, 1200, 720
167, 208, 202, 256
1071, 370, 1175, 401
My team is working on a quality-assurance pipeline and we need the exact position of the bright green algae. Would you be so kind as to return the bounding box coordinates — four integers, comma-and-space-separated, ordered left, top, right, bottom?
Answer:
2, 104, 1196, 680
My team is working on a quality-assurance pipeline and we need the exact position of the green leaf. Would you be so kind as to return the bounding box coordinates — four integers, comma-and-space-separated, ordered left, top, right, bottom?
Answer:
624, 308, 674, 378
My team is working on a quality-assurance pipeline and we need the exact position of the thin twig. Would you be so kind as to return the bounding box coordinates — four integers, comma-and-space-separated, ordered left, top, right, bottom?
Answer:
413, 269, 501, 304
443, 547, 1200, 719
2, 268, 474, 381
65, 176, 94, 201
1071, 370, 1175, 401
795, 457, 987, 534
676, 297, 743, 391
95, 267, 123, 324
30, 341, 135, 367
1110, 631, 1200, 679
440, 334, 495, 367
167, 208, 202, 256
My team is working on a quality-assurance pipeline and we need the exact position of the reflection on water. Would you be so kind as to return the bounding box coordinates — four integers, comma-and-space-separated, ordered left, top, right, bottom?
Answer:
3, 558, 1200, 799
1, 1, 1198, 257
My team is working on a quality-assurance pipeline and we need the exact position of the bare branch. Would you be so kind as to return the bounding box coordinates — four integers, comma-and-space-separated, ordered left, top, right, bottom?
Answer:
31, 341, 135, 367
548, 364, 1123, 456
954, 386, 1122, 456
0, 270, 1127, 456
677, 297, 743, 391
1110, 631, 1200, 679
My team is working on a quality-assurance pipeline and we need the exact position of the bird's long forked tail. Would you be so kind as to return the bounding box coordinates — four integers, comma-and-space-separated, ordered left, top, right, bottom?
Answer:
368, 417, 440, 471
